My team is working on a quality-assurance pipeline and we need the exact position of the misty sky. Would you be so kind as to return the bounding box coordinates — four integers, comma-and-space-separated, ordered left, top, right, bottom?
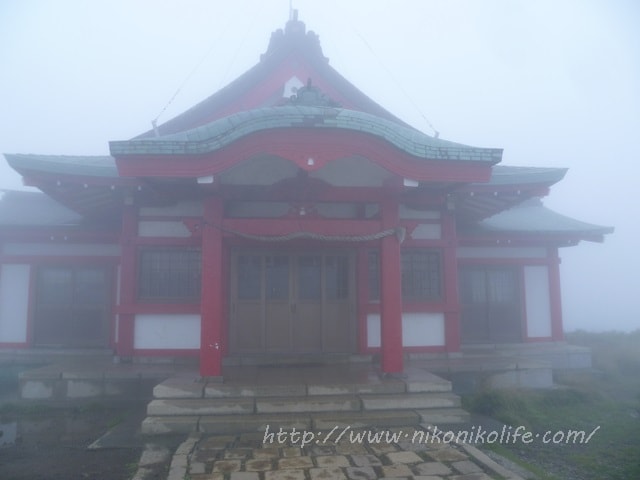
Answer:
1, 0, 638, 332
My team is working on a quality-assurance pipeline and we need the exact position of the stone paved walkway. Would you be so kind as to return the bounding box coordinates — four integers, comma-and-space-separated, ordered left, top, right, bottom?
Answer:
151, 424, 525, 480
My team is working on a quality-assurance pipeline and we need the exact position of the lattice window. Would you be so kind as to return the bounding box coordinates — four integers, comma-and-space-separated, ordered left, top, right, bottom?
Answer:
138, 248, 201, 302
368, 249, 442, 302
401, 250, 442, 301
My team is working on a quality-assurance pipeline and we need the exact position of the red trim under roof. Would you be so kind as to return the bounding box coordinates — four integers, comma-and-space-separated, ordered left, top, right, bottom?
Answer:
116, 128, 494, 184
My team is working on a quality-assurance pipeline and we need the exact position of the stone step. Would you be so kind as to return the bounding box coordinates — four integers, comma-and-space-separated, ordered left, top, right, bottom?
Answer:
256, 395, 361, 414
361, 392, 461, 411
306, 380, 406, 396
199, 413, 312, 435
403, 371, 453, 393
153, 377, 204, 399
146, 392, 463, 418
204, 383, 308, 399
147, 398, 254, 416
153, 376, 452, 399
311, 410, 421, 429
141, 415, 199, 435
417, 407, 470, 424
142, 407, 468, 436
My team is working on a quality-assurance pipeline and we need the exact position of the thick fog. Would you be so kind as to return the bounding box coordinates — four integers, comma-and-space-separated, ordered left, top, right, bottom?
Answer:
1, 0, 638, 331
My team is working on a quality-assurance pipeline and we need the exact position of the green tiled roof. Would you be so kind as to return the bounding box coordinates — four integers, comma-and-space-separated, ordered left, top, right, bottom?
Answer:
4, 154, 118, 177
472, 198, 614, 237
111, 106, 502, 163
483, 165, 567, 186
0, 190, 83, 226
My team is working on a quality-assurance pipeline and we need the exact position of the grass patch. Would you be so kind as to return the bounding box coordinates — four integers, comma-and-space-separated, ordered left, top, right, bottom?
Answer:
483, 443, 560, 480
464, 330, 640, 480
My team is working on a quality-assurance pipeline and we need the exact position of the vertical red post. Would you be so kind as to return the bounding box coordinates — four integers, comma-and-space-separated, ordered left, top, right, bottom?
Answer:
200, 196, 224, 377
117, 202, 136, 357
379, 199, 403, 373
356, 248, 369, 353
442, 210, 461, 352
548, 247, 565, 341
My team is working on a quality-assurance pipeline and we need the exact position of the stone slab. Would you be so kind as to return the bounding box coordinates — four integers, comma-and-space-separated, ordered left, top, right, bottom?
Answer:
205, 383, 307, 398
361, 393, 460, 410
404, 370, 453, 393
154, 378, 204, 398
312, 410, 421, 429
67, 379, 104, 398
485, 368, 553, 389
147, 398, 254, 416
417, 408, 470, 424
257, 395, 360, 414
141, 415, 198, 435
199, 414, 312, 435
307, 380, 405, 396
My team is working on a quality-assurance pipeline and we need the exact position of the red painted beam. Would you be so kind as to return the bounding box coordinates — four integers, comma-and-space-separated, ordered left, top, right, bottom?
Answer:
221, 217, 384, 238
115, 129, 493, 184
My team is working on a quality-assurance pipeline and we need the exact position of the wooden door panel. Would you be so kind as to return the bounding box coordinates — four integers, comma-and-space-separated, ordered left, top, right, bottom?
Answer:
323, 303, 351, 352
233, 303, 263, 352
265, 303, 291, 352
230, 251, 355, 355
293, 303, 323, 352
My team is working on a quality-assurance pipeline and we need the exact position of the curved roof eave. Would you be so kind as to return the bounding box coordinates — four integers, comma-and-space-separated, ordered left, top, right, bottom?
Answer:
467, 198, 614, 241
4, 154, 118, 178
110, 106, 502, 164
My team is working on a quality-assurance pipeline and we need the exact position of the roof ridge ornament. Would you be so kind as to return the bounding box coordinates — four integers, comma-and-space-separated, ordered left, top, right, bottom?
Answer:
287, 78, 340, 107
262, 11, 326, 61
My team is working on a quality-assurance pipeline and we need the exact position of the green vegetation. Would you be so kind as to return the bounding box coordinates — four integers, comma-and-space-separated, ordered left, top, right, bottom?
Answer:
463, 330, 640, 480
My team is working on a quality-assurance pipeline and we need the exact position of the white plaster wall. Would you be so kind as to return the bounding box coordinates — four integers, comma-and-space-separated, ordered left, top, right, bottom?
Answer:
402, 312, 445, 347
410, 223, 442, 240
366, 312, 446, 348
3, 243, 120, 256
457, 247, 547, 259
134, 314, 201, 349
524, 266, 552, 338
139, 201, 203, 216
0, 264, 30, 343
311, 157, 391, 187
367, 314, 381, 348
138, 220, 191, 237
220, 156, 298, 185
399, 205, 441, 220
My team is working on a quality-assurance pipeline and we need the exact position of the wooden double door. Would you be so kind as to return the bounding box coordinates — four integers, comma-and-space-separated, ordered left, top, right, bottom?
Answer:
230, 251, 356, 354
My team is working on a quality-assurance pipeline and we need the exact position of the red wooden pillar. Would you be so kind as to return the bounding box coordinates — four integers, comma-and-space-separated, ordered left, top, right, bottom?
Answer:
379, 200, 403, 373
200, 196, 224, 377
442, 210, 461, 352
356, 248, 370, 353
116, 202, 136, 358
548, 247, 564, 341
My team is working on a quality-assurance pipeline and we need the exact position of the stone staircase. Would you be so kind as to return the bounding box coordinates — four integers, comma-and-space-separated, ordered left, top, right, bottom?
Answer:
142, 369, 469, 435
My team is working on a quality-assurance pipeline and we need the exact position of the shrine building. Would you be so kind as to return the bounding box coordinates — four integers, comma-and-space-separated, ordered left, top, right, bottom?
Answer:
0, 16, 612, 377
